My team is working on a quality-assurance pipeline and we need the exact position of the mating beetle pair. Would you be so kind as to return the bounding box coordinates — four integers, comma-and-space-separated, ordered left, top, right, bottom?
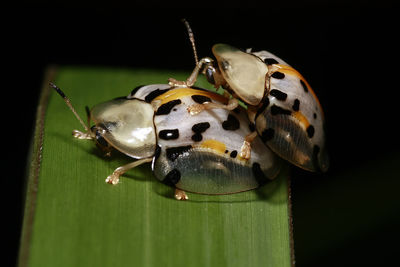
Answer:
52, 22, 328, 200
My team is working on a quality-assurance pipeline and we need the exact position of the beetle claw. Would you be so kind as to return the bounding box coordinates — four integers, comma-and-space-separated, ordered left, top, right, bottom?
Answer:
168, 78, 188, 88
187, 104, 204, 115
240, 131, 258, 160
187, 98, 239, 116
72, 129, 92, 140
174, 188, 189, 200
240, 141, 251, 160
105, 173, 120, 185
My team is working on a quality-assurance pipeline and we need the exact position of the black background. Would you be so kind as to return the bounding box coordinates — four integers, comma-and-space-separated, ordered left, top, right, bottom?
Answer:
5, 5, 400, 266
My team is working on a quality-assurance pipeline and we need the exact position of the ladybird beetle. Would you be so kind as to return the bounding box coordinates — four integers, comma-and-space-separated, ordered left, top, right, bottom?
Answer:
169, 20, 328, 173
51, 83, 282, 200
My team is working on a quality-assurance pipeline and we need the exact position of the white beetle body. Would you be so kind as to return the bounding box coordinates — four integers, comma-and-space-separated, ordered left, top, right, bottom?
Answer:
84, 84, 282, 195
174, 43, 329, 173
249, 48, 328, 172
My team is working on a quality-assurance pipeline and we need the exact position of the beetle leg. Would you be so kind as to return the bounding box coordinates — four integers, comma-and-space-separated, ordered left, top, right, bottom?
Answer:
174, 188, 189, 200
167, 77, 187, 87
188, 98, 239, 115
72, 129, 93, 140
168, 57, 213, 88
106, 157, 153, 185
240, 131, 258, 160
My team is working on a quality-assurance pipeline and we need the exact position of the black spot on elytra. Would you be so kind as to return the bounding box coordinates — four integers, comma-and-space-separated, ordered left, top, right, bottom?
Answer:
255, 97, 270, 119
159, 129, 179, 140
252, 162, 270, 186
270, 105, 292, 116
313, 113, 317, 119
191, 122, 210, 142
261, 128, 275, 142
222, 114, 240, 131
307, 125, 315, 138
155, 99, 182, 115
144, 88, 170, 103
191, 95, 211, 104
191, 133, 203, 142
166, 145, 192, 161
163, 169, 181, 186
292, 99, 300, 111
224, 150, 229, 154
130, 85, 145, 96
192, 122, 210, 133
300, 80, 309, 93
230, 150, 238, 158
264, 58, 279, 65
270, 89, 288, 101
271, 71, 285, 79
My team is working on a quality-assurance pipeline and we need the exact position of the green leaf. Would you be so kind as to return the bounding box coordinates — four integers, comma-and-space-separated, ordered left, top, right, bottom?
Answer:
19, 66, 293, 267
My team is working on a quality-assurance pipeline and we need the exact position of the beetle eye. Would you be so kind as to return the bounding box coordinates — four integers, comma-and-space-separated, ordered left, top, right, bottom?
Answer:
91, 126, 112, 154
205, 67, 216, 85
95, 130, 109, 147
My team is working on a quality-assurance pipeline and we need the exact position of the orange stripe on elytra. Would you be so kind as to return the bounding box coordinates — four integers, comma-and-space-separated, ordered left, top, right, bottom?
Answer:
199, 139, 227, 154
154, 88, 228, 105
197, 139, 247, 162
274, 64, 324, 117
292, 111, 310, 130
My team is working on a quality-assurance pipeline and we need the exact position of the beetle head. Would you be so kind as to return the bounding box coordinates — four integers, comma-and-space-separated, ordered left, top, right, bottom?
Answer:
51, 82, 157, 159
201, 57, 227, 89
90, 98, 157, 159
90, 125, 113, 156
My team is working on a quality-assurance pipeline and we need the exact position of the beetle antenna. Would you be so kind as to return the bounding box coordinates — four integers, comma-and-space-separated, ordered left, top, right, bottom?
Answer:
182, 18, 199, 65
49, 82, 90, 133
85, 105, 91, 129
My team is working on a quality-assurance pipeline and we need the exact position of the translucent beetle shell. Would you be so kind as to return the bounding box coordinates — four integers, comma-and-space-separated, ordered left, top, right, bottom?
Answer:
90, 97, 156, 159
249, 49, 329, 173
72, 84, 282, 196
173, 43, 329, 173
132, 84, 281, 194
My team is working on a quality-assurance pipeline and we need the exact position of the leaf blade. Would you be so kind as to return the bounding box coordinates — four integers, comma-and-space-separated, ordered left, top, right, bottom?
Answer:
20, 66, 293, 267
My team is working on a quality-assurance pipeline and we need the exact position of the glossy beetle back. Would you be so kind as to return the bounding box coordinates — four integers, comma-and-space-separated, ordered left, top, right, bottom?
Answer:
131, 84, 282, 194
212, 44, 268, 106
252, 50, 329, 172
91, 98, 156, 159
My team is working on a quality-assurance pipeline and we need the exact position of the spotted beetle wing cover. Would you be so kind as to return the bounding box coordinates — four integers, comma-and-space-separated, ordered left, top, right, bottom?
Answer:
250, 50, 290, 66
252, 50, 329, 172
131, 85, 282, 194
